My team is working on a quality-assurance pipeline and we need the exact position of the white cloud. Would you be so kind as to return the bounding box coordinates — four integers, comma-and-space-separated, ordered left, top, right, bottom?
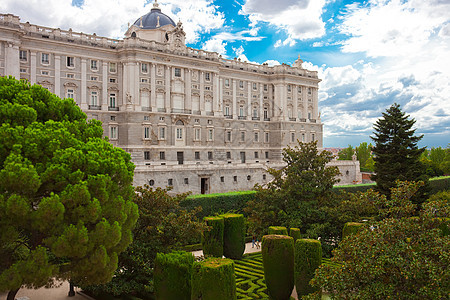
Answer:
1, 0, 225, 43
232, 45, 245, 57
273, 37, 296, 48
241, 0, 327, 41
202, 38, 227, 55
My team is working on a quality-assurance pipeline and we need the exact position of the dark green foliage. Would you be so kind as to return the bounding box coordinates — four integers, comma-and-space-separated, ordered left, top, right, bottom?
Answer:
262, 235, 294, 300
310, 181, 450, 299
289, 228, 301, 242
202, 216, 224, 257
0, 77, 138, 295
83, 186, 205, 298
180, 191, 256, 219
153, 251, 194, 300
420, 146, 450, 177
371, 103, 427, 199
429, 176, 450, 194
221, 213, 245, 259
337, 145, 354, 160
342, 222, 364, 239
268, 226, 288, 235
295, 239, 322, 298
191, 257, 236, 300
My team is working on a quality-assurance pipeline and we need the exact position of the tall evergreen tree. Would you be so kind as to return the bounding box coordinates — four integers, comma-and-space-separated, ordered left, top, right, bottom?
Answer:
370, 103, 426, 198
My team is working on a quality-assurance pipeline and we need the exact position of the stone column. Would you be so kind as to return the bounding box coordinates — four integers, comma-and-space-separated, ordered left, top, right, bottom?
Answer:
219, 77, 224, 116
259, 83, 264, 119
30, 51, 37, 84
313, 87, 319, 119
303, 86, 308, 120
185, 69, 192, 111
293, 84, 298, 121
274, 83, 282, 119
54, 55, 61, 97
247, 82, 252, 120
134, 62, 140, 109
269, 84, 274, 118
150, 63, 156, 111
5, 42, 20, 79
81, 58, 87, 110
232, 79, 237, 119
102, 62, 108, 109
165, 65, 171, 112
200, 71, 205, 114
213, 73, 220, 115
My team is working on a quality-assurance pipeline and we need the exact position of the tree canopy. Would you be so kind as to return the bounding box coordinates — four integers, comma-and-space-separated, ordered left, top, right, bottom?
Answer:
0, 77, 138, 299
371, 103, 426, 197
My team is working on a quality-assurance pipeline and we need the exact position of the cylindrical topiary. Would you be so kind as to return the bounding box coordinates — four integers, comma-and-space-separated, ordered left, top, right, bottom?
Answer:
221, 213, 245, 259
202, 216, 224, 257
262, 235, 294, 300
289, 228, 301, 242
191, 257, 236, 300
268, 226, 288, 235
342, 222, 363, 239
154, 251, 195, 300
294, 239, 322, 298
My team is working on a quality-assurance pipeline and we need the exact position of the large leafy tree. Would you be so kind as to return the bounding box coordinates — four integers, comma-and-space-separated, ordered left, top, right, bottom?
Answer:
371, 103, 426, 197
308, 181, 450, 299
245, 141, 340, 253
84, 186, 205, 298
0, 77, 138, 300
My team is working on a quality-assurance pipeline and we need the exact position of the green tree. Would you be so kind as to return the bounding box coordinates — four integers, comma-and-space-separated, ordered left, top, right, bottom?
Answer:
245, 141, 340, 252
371, 103, 426, 198
0, 77, 138, 300
84, 186, 205, 298
355, 142, 372, 170
337, 145, 354, 161
309, 181, 450, 299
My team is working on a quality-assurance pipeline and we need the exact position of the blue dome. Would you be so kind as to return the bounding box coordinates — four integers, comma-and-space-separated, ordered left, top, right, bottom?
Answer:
133, 7, 175, 29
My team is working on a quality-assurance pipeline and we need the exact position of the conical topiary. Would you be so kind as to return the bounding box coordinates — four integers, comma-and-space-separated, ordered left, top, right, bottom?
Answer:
191, 257, 236, 300
262, 235, 294, 300
268, 226, 288, 235
202, 216, 224, 257
154, 251, 195, 300
294, 239, 322, 298
221, 213, 245, 259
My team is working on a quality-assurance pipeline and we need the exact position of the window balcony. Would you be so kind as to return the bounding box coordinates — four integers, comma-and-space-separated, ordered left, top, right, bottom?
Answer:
264, 118, 271, 121
252, 117, 260, 121
89, 105, 101, 110
299, 118, 307, 122
310, 119, 316, 123
289, 117, 296, 121
224, 115, 233, 119
238, 116, 246, 120
108, 106, 120, 111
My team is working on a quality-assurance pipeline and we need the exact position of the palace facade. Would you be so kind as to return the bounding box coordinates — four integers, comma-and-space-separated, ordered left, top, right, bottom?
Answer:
0, 3, 361, 194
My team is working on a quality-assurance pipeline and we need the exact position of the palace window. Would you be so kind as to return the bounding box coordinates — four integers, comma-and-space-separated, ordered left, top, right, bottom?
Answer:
67, 89, 74, 99
225, 105, 230, 116
176, 128, 183, 140
225, 79, 230, 87
144, 127, 150, 139
194, 128, 201, 141
174, 68, 181, 77
291, 132, 295, 143
67, 73, 74, 78
141, 63, 148, 73
160, 151, 165, 160
226, 151, 231, 159
19, 50, 27, 61
195, 151, 200, 160
90, 60, 98, 70
159, 127, 166, 140
239, 80, 244, 88
109, 62, 117, 73
239, 106, 244, 117
208, 151, 213, 160
264, 84, 268, 91
308, 87, 312, 95
109, 93, 116, 108
90, 91, 98, 105
109, 78, 116, 83
253, 82, 257, 90
240, 132, 245, 142
67, 56, 74, 67
205, 72, 210, 81
144, 151, 150, 160
226, 131, 231, 142
265, 132, 269, 143
254, 132, 259, 142
109, 126, 117, 139
287, 84, 291, 92
254, 151, 259, 159
41, 53, 49, 64
208, 129, 214, 141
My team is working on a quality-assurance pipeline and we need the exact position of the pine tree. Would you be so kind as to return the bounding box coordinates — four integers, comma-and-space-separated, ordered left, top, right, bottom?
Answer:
370, 103, 426, 198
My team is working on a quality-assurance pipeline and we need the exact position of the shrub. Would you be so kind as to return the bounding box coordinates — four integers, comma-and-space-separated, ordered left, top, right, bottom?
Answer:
295, 239, 322, 298
268, 226, 288, 235
262, 235, 294, 300
154, 251, 194, 300
289, 228, 301, 242
221, 213, 246, 259
191, 257, 236, 300
342, 222, 363, 239
202, 216, 224, 257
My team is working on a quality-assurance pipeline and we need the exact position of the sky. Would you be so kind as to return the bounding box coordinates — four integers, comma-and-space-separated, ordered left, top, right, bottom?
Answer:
2, 0, 449, 148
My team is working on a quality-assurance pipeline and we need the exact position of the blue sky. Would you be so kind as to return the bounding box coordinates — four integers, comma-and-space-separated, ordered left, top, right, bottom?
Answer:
3, 0, 449, 148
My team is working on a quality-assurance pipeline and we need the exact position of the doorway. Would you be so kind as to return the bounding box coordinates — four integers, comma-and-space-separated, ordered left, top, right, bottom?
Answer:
201, 177, 209, 194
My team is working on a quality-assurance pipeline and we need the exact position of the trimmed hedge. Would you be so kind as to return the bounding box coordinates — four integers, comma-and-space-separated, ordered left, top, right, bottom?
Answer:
262, 235, 294, 300
294, 239, 322, 298
289, 228, 301, 243
202, 216, 224, 257
268, 226, 288, 235
342, 222, 364, 239
154, 251, 195, 300
191, 257, 236, 300
221, 213, 246, 259
180, 191, 256, 218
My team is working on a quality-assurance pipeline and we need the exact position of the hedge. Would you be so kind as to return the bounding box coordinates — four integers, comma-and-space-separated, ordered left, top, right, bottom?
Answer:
191, 257, 236, 300
342, 222, 364, 239
221, 213, 246, 259
294, 239, 322, 298
154, 251, 195, 300
289, 228, 301, 243
268, 226, 288, 235
202, 216, 224, 257
262, 235, 294, 300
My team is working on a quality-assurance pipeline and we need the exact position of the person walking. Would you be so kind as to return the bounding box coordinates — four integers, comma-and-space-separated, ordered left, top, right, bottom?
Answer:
252, 235, 256, 248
